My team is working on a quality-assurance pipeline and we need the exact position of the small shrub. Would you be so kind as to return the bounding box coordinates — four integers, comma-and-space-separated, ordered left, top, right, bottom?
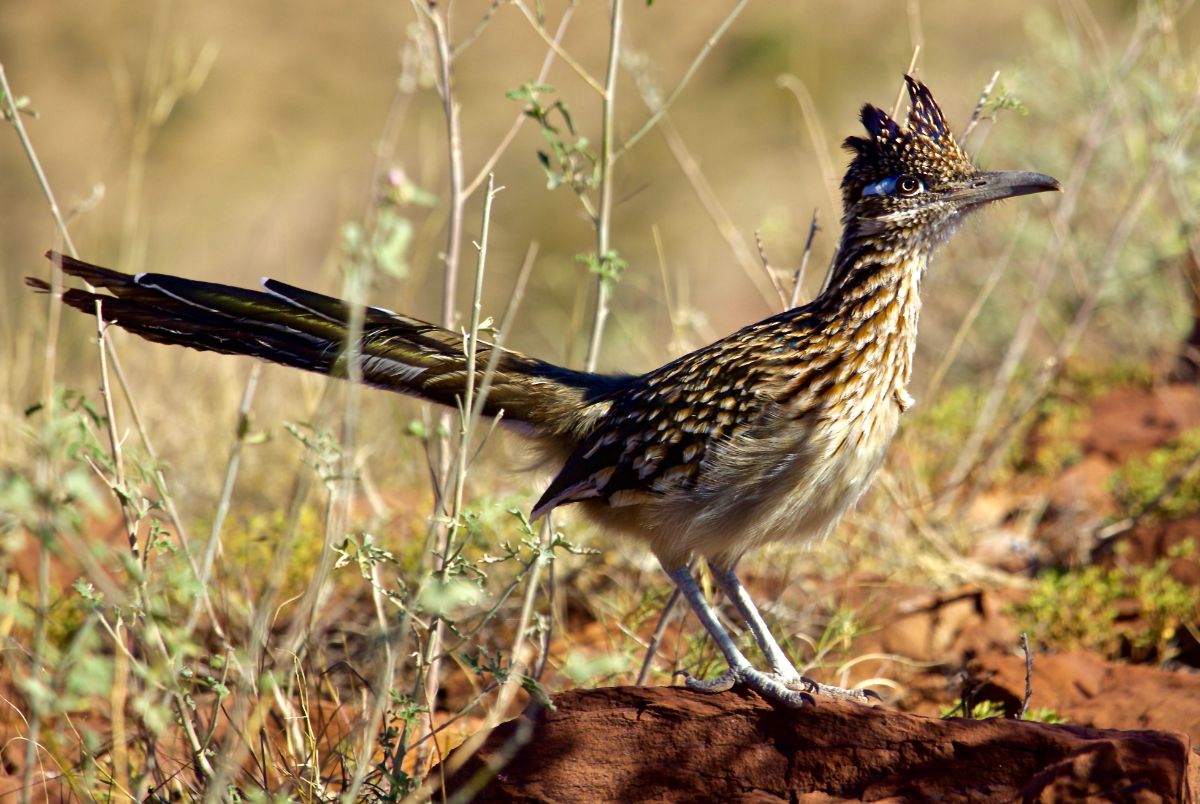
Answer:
1110, 429, 1200, 520
1023, 707, 1067, 724
1012, 548, 1200, 662
941, 698, 1006, 720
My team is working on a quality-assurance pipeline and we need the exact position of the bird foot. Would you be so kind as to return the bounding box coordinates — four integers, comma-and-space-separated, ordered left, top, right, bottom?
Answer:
781, 674, 881, 704
675, 668, 880, 708
676, 667, 815, 708
674, 668, 738, 694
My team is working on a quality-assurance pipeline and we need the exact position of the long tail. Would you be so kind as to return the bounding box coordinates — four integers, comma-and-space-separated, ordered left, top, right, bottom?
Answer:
30, 252, 625, 444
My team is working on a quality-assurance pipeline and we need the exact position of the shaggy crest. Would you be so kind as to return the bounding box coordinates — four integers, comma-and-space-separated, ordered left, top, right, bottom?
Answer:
840, 76, 974, 209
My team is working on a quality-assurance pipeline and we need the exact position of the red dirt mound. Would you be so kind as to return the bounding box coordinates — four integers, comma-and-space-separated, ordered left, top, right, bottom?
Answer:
433, 685, 1196, 802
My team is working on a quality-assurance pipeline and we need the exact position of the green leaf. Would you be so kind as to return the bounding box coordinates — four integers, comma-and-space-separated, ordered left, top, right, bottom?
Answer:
575, 250, 629, 285
418, 577, 483, 616
373, 207, 414, 278
521, 676, 556, 710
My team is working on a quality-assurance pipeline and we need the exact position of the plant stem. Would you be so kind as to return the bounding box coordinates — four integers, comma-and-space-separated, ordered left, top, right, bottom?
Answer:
789, 210, 820, 309
412, 0, 467, 772
448, 174, 500, 548
431, 8, 465, 333
512, 0, 605, 96
583, 0, 624, 373
613, 0, 750, 162
0, 65, 78, 257
463, 6, 577, 199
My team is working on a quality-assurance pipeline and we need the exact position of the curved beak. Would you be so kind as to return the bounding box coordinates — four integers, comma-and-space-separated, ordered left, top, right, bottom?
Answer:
953, 170, 1061, 206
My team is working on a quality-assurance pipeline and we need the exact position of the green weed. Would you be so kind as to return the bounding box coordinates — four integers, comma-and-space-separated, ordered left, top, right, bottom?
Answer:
1013, 547, 1200, 662
940, 698, 1006, 720
1110, 429, 1200, 520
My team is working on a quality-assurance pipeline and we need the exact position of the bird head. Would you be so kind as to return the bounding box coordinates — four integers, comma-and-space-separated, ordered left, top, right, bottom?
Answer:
840, 76, 1059, 249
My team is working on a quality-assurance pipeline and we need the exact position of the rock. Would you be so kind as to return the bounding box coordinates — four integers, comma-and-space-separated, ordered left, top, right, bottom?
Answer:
432, 685, 1196, 802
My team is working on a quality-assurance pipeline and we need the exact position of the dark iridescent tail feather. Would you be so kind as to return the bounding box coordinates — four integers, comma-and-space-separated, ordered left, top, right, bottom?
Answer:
30, 252, 626, 446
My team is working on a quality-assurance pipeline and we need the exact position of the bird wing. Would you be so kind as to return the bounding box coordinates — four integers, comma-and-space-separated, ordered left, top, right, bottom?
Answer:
530, 332, 778, 520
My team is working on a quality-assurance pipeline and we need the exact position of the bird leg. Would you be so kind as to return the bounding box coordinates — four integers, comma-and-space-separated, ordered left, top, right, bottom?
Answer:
713, 567, 800, 678
677, 565, 879, 705
668, 566, 813, 708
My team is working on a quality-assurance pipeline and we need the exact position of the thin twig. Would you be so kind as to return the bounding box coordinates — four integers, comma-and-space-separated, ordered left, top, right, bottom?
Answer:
451, 0, 503, 58
906, 0, 925, 58
417, 170, 502, 776
0, 65, 78, 256
192, 364, 261, 622
754, 230, 773, 275
776, 75, 840, 220
411, 0, 469, 772
467, 241, 539, 440
583, 0, 624, 372
940, 22, 1152, 497
312, 256, 369, 794
961, 70, 1001, 141
752, 230, 789, 311
423, 4, 466, 332
636, 587, 681, 685
922, 214, 1024, 403
94, 317, 139, 554
448, 175, 503, 547
890, 46, 922, 119
1019, 633, 1033, 720
789, 210, 820, 309
511, 0, 606, 96
614, 0, 751, 161
463, 6, 577, 198
1094, 447, 1200, 544
658, 114, 781, 310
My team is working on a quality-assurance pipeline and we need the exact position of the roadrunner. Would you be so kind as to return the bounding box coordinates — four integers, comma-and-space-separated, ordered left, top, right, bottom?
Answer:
31, 77, 1058, 707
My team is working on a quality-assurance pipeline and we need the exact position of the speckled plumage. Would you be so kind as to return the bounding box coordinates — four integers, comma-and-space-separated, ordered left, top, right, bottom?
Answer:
33, 77, 1059, 706
525, 77, 1053, 572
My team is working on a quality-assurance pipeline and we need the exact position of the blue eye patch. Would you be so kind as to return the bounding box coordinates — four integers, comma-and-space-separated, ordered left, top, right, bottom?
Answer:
862, 176, 898, 197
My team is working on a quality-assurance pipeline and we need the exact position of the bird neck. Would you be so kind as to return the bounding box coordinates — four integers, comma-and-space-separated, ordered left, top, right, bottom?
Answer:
816, 225, 930, 399
824, 219, 929, 295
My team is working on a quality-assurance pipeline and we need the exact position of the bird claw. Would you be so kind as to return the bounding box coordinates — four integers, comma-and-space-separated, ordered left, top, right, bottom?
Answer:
676, 668, 738, 694
782, 674, 880, 704
679, 666, 815, 708
677, 665, 880, 707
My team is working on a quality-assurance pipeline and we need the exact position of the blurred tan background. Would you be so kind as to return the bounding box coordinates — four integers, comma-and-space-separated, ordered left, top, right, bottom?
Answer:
2, 0, 1191, 509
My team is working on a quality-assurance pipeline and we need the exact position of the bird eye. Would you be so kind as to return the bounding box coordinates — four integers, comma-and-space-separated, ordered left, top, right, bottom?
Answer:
896, 175, 923, 196
861, 174, 925, 199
